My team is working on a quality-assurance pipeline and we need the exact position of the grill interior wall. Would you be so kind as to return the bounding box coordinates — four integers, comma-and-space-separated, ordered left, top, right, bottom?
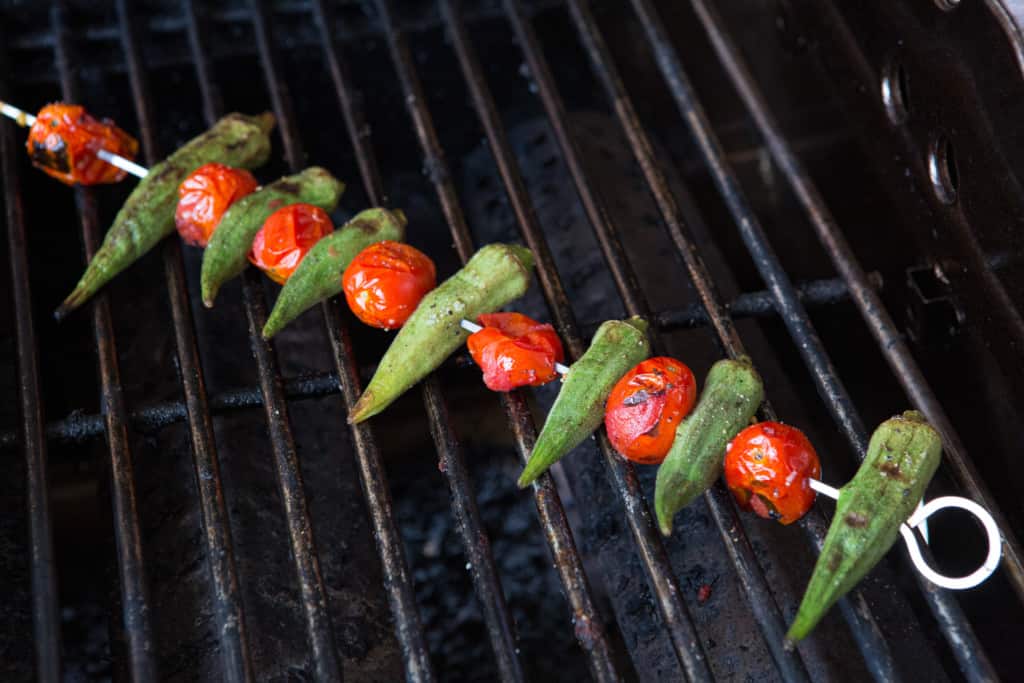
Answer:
0, 0, 1021, 681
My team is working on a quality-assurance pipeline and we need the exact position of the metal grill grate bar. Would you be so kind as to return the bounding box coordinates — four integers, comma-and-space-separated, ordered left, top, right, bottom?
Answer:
688, 0, 1024, 608
368, 0, 622, 678
626, 0, 998, 679
253, 0, 440, 678
45, 3, 161, 679
85, 2, 257, 679
173, 0, 343, 678
0, 30, 61, 683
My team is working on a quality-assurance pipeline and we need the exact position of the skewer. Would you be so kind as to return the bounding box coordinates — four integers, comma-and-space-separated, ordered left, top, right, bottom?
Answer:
0, 100, 149, 180
463, 319, 1000, 589
2, 99, 1001, 591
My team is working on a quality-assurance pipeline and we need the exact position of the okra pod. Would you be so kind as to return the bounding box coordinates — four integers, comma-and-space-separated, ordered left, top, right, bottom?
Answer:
348, 243, 535, 423
56, 112, 275, 318
262, 208, 408, 339
786, 410, 942, 642
654, 357, 764, 536
200, 167, 345, 306
517, 316, 650, 488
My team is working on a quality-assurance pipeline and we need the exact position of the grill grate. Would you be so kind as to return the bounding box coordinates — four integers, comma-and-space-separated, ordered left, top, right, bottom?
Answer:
2, 0, 1020, 681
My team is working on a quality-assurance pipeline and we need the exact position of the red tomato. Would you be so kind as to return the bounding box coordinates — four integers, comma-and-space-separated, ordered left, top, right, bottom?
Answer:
724, 422, 820, 525
26, 103, 139, 186
342, 241, 436, 329
175, 163, 259, 247
604, 357, 697, 464
466, 312, 565, 391
248, 203, 332, 284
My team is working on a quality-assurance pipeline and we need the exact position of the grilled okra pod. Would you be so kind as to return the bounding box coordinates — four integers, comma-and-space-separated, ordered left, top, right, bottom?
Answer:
517, 317, 650, 488
200, 167, 345, 306
786, 411, 942, 642
349, 243, 535, 423
262, 208, 408, 339
56, 112, 275, 318
654, 357, 764, 535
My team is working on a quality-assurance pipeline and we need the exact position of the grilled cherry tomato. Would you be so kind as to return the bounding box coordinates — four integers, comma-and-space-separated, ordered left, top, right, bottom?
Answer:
26, 103, 139, 186
248, 203, 332, 284
466, 312, 565, 392
724, 421, 820, 525
342, 240, 436, 329
175, 163, 259, 247
604, 357, 697, 465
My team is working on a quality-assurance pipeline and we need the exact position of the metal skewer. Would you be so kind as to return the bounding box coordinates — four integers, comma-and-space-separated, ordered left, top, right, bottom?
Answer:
0, 100, 149, 180
1, 99, 1001, 592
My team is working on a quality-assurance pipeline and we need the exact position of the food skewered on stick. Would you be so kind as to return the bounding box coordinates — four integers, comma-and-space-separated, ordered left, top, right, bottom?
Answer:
1, 100, 1001, 632
262, 208, 409, 339
465, 312, 565, 392
516, 316, 651, 488
53, 111, 276, 318
200, 167, 345, 306
175, 163, 259, 247
2, 100, 146, 183
343, 240, 437, 330
247, 203, 334, 285
348, 243, 535, 423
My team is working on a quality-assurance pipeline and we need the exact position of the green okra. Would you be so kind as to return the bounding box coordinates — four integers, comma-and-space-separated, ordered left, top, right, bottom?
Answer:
262, 207, 408, 339
200, 167, 345, 307
517, 316, 650, 489
56, 112, 275, 318
654, 357, 764, 536
349, 243, 535, 423
786, 411, 942, 642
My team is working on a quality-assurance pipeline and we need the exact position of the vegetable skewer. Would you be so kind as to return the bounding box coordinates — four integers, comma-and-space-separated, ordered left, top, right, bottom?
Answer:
200, 168, 345, 306
3, 100, 1001, 612
464, 325, 1000, 598
55, 112, 275, 318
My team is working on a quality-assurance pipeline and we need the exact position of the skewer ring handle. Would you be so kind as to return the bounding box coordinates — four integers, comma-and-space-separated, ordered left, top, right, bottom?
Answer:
899, 496, 1002, 590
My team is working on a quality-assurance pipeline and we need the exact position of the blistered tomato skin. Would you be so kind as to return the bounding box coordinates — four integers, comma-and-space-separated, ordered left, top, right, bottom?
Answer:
604, 357, 697, 464
342, 241, 437, 329
248, 203, 332, 284
724, 421, 820, 525
175, 163, 259, 247
467, 312, 565, 391
26, 103, 139, 186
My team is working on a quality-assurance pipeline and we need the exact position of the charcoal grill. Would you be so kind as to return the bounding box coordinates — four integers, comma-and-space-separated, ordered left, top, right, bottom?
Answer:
2, 0, 1023, 681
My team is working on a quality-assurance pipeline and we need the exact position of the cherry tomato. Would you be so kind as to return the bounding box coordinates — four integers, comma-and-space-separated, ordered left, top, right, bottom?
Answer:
466, 312, 565, 391
342, 241, 436, 329
248, 203, 332, 284
26, 103, 139, 186
604, 357, 697, 464
175, 163, 259, 247
724, 421, 820, 525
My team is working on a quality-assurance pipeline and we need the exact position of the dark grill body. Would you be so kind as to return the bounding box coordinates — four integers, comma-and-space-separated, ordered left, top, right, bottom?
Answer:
1, 0, 1022, 681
